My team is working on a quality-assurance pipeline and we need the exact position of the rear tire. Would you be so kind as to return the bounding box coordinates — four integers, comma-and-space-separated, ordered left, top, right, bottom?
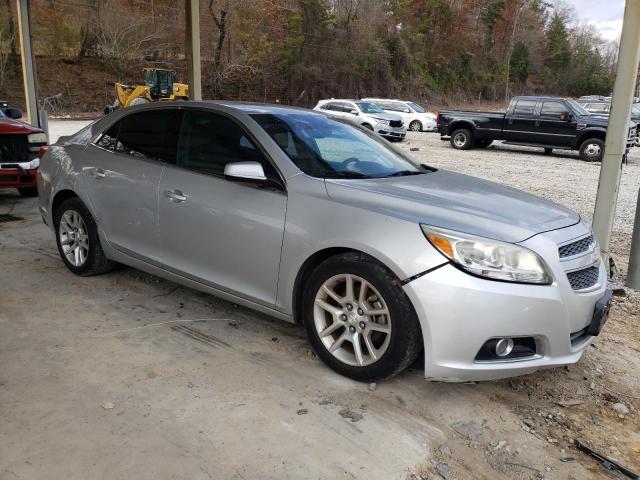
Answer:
450, 128, 473, 150
579, 138, 604, 162
302, 252, 422, 382
409, 120, 422, 132
54, 197, 114, 276
18, 187, 38, 197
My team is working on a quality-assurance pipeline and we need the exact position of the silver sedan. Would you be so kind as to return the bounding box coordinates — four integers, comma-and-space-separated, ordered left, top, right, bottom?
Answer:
38, 102, 610, 382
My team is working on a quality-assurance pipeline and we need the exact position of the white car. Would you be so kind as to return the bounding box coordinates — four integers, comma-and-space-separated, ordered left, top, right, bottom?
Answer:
362, 98, 437, 132
314, 99, 406, 141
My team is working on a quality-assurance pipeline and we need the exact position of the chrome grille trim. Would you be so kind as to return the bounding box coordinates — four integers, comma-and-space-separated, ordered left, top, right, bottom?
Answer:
559, 235, 594, 259
566, 266, 600, 290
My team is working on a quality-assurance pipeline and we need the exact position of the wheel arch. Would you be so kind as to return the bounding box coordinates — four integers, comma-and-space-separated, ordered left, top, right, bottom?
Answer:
51, 189, 79, 217
576, 128, 606, 148
291, 247, 403, 326
447, 120, 475, 136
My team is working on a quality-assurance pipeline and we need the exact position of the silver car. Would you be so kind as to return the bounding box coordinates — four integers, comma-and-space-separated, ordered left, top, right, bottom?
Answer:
37, 102, 611, 382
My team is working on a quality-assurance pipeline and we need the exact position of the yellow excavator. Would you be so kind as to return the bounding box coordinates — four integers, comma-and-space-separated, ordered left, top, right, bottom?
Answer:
104, 68, 189, 114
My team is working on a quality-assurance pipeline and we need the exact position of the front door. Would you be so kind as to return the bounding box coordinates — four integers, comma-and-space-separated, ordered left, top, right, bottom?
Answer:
535, 100, 577, 147
158, 109, 287, 307
82, 108, 182, 261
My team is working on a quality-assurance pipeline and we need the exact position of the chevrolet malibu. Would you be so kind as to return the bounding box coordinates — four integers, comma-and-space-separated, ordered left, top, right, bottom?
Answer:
38, 102, 611, 382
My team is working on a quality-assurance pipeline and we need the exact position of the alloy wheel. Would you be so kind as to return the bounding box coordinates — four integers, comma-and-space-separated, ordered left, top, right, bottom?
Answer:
313, 274, 392, 367
59, 209, 89, 267
409, 121, 422, 132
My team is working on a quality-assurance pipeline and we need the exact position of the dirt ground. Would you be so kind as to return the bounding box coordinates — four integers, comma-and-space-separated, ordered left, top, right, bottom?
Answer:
1, 123, 639, 480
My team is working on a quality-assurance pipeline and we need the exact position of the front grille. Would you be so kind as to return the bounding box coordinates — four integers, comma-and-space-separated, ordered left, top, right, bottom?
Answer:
567, 266, 599, 290
559, 235, 594, 258
0, 135, 30, 163
389, 120, 403, 128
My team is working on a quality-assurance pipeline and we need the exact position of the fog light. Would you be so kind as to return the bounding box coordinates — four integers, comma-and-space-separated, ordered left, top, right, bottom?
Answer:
495, 338, 515, 357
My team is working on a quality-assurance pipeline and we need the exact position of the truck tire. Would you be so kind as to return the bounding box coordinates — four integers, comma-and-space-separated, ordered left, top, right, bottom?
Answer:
579, 138, 604, 162
18, 187, 38, 197
476, 139, 493, 148
450, 129, 473, 150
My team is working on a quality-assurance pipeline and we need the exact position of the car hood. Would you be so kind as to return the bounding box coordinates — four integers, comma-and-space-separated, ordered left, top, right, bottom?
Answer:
580, 114, 636, 130
0, 118, 43, 135
324, 170, 580, 243
368, 112, 402, 122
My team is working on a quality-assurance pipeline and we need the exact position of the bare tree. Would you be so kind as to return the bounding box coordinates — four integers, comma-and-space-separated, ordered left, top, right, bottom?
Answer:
209, 0, 230, 98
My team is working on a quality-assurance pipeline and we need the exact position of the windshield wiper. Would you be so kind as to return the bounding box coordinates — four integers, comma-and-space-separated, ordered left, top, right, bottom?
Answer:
324, 171, 370, 179
384, 170, 424, 177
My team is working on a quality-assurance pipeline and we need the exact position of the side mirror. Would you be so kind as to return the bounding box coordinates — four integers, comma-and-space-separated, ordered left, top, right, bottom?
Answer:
350, 109, 359, 116
403, 108, 411, 113
224, 161, 267, 182
5, 108, 22, 119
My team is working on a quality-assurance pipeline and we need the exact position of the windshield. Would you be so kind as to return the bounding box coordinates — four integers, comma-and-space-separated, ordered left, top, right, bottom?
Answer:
354, 101, 384, 114
251, 112, 424, 178
567, 100, 589, 116
407, 102, 425, 113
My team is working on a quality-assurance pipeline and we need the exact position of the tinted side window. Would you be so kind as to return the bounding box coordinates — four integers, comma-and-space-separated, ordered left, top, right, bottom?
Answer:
96, 123, 121, 151
540, 101, 568, 118
116, 109, 182, 161
587, 103, 609, 114
513, 100, 537, 116
177, 110, 276, 178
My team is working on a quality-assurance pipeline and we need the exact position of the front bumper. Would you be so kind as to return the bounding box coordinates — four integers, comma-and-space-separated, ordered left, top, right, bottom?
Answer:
0, 167, 37, 189
403, 223, 607, 382
375, 123, 406, 140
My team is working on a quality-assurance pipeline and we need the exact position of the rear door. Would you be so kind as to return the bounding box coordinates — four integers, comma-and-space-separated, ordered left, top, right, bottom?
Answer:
503, 99, 538, 142
83, 108, 181, 261
157, 108, 287, 307
535, 100, 577, 146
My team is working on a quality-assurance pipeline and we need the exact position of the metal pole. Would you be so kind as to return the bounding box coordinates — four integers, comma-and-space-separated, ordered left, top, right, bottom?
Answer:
15, 0, 39, 127
185, 0, 202, 101
629, 188, 640, 288
592, 0, 640, 270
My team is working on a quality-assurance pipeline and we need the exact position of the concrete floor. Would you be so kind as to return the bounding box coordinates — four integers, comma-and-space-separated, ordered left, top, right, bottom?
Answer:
1, 121, 625, 480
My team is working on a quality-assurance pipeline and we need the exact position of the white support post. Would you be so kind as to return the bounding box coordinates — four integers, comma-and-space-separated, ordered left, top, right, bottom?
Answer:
592, 0, 640, 272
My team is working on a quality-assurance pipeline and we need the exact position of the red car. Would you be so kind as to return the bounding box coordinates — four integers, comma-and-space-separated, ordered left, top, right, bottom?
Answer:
0, 103, 48, 197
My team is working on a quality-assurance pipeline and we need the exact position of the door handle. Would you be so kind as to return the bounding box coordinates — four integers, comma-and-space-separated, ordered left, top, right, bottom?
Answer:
92, 168, 107, 179
164, 189, 187, 203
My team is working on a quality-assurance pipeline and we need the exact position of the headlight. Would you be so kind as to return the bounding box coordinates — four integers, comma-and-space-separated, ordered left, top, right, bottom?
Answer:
421, 225, 552, 284
375, 119, 390, 126
17, 158, 39, 170
27, 133, 48, 144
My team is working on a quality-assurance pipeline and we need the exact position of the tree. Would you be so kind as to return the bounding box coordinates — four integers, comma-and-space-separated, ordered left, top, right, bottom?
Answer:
510, 41, 529, 83
545, 13, 571, 88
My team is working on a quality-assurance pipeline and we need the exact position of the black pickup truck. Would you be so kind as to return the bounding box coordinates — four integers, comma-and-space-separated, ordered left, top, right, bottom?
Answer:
437, 96, 636, 162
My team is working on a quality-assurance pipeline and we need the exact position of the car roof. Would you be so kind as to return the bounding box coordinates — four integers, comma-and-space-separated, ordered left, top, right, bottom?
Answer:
126, 100, 322, 116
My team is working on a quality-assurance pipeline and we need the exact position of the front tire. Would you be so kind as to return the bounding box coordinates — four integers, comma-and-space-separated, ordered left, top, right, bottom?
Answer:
302, 252, 422, 382
18, 187, 38, 197
579, 138, 604, 162
409, 120, 422, 132
450, 128, 473, 150
54, 197, 114, 276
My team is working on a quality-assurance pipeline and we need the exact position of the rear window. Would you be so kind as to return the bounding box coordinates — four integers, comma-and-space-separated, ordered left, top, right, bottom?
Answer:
513, 100, 537, 116
95, 109, 182, 162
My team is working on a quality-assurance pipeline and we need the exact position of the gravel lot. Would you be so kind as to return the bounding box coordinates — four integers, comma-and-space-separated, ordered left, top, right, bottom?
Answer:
0, 121, 638, 479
